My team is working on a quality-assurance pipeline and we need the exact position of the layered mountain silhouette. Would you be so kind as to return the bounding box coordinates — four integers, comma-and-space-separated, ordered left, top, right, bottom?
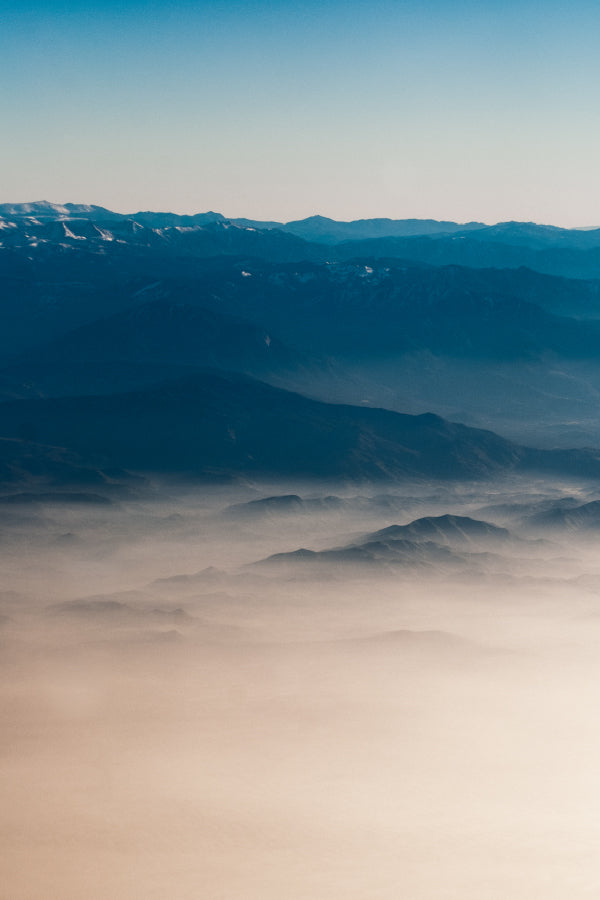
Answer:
4, 257, 600, 392
256, 513, 523, 574
364, 514, 512, 547
3, 203, 600, 278
3, 299, 311, 399
22, 300, 288, 370
4, 201, 600, 480
1, 370, 600, 484
156, 260, 600, 360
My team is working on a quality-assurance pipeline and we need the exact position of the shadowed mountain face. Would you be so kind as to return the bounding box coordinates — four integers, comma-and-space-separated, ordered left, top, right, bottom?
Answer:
165, 261, 600, 361
1, 370, 600, 485
18, 301, 296, 370
5, 258, 600, 368
2, 299, 312, 401
4, 201, 600, 482
4, 254, 600, 446
0, 437, 131, 491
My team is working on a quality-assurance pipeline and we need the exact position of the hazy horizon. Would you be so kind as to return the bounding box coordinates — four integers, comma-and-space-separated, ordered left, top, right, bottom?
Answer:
2, 198, 598, 231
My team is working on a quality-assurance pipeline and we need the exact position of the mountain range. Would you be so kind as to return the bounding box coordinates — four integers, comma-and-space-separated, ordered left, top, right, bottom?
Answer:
3, 201, 600, 248
256, 513, 529, 575
2, 369, 600, 487
3, 201, 600, 490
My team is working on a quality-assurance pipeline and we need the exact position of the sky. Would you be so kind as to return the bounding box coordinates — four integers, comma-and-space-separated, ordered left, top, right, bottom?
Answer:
2, 0, 600, 226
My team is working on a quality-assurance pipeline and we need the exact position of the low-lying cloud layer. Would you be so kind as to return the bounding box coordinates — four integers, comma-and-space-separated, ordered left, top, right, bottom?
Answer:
3, 476, 600, 898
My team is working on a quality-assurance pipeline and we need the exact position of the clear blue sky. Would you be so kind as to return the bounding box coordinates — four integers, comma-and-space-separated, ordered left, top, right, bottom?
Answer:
2, 0, 599, 225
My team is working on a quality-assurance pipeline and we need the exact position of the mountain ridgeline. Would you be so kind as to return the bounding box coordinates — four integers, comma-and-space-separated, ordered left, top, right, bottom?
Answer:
2, 201, 600, 490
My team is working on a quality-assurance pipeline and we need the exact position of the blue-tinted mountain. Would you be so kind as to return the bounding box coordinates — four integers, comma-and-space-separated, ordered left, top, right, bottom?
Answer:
3, 299, 310, 400
7, 203, 600, 251
330, 234, 600, 279
0, 361, 200, 403
3, 250, 600, 367
177, 260, 600, 360
5, 204, 600, 278
22, 299, 296, 369
0, 301, 317, 402
451, 221, 600, 251
6, 202, 600, 451
0, 436, 141, 497
279, 215, 485, 243
1, 370, 600, 483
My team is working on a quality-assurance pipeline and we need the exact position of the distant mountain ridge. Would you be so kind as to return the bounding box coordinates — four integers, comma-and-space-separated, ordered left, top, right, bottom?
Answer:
365, 514, 512, 546
277, 215, 486, 243
0, 200, 600, 247
2, 202, 598, 247
255, 513, 528, 575
3, 201, 600, 279
0, 201, 484, 238
1, 369, 600, 484
6, 200, 600, 458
